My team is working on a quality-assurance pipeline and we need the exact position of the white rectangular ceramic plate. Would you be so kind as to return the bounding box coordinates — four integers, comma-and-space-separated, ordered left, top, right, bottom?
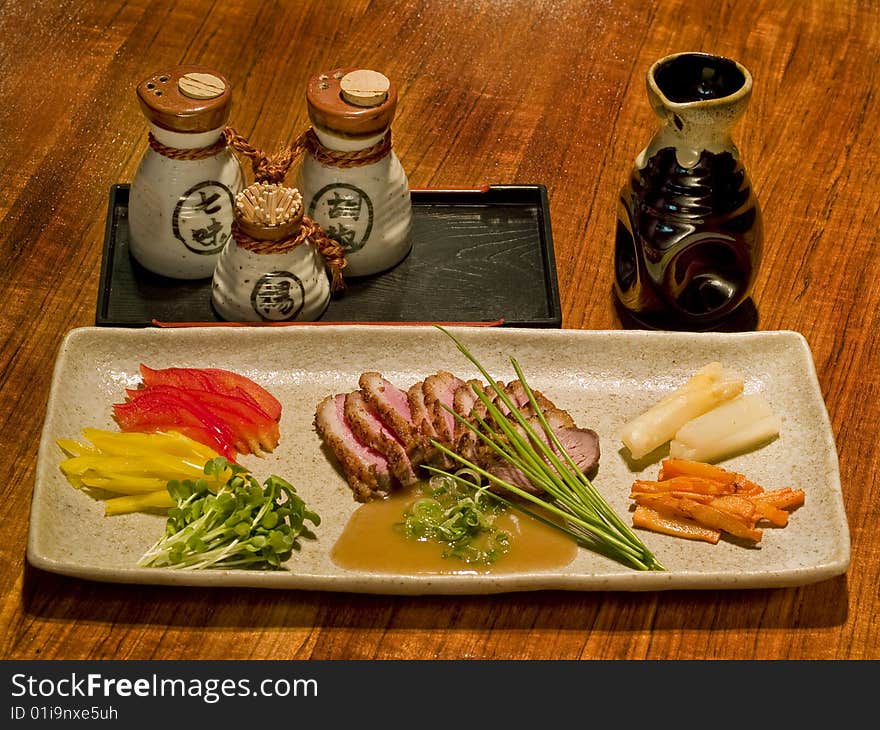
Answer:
28, 325, 850, 594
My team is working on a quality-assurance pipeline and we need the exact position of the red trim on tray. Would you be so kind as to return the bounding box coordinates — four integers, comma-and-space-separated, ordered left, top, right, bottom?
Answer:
408, 185, 491, 193
151, 318, 506, 328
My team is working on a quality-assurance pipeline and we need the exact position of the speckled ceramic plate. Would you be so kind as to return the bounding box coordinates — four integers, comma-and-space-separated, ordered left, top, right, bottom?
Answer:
28, 326, 849, 593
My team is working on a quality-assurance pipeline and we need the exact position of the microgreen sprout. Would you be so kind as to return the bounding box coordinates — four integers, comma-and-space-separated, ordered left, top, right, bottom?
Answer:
138, 457, 320, 570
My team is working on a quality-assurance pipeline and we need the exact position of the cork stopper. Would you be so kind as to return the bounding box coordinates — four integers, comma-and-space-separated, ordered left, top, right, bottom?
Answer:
340, 70, 390, 107
136, 65, 232, 133
306, 67, 398, 137
234, 183, 304, 241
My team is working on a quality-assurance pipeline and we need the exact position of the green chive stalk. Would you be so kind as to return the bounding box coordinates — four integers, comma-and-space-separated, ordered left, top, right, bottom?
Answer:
433, 326, 664, 571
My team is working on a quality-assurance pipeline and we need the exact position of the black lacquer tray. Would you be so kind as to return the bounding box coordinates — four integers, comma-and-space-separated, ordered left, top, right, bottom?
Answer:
96, 184, 561, 327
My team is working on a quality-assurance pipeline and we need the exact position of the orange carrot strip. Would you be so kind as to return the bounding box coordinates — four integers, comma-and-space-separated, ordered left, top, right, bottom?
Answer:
751, 488, 805, 510
751, 500, 790, 527
632, 493, 691, 515
632, 505, 721, 544
660, 458, 765, 494
709, 495, 759, 528
631, 475, 738, 495
659, 458, 738, 482
677, 498, 763, 542
731, 476, 765, 496
631, 490, 715, 504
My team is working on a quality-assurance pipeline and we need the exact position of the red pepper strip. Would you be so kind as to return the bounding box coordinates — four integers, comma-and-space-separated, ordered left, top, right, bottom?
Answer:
139, 364, 280, 422
114, 387, 238, 461
140, 387, 281, 455
126, 385, 279, 456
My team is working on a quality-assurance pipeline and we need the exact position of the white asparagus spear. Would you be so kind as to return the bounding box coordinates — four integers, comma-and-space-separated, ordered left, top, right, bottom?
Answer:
621, 362, 744, 459
669, 393, 780, 463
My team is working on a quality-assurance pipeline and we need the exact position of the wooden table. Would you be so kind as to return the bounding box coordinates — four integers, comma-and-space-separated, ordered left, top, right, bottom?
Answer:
1, 0, 877, 661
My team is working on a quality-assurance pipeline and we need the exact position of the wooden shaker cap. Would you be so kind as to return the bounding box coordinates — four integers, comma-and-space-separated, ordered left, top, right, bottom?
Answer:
136, 65, 232, 133
306, 67, 398, 137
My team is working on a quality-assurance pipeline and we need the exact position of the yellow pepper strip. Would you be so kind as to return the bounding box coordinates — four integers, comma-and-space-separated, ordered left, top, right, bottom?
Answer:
55, 438, 100, 458
81, 428, 219, 461
57, 427, 232, 516
79, 475, 170, 494
104, 490, 176, 516
59, 454, 205, 478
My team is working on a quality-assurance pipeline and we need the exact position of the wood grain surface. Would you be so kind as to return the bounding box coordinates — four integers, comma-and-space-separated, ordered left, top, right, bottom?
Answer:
1, 0, 878, 660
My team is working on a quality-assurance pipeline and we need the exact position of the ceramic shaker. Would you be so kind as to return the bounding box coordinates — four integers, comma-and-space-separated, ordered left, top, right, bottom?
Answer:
614, 52, 762, 330
128, 66, 244, 280
296, 68, 412, 277
211, 183, 339, 322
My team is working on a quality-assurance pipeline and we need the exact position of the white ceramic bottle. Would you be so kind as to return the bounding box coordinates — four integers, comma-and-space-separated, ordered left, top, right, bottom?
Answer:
296, 68, 412, 277
128, 66, 243, 280
211, 184, 332, 322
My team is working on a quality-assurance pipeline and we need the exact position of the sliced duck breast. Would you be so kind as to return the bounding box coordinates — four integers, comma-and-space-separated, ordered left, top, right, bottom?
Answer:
422, 370, 465, 449
470, 380, 505, 418
344, 390, 421, 487
358, 371, 423, 458
456, 380, 557, 463
452, 379, 483, 444
316, 371, 602, 502
314, 394, 394, 502
516, 404, 576, 431
407, 380, 453, 468
481, 412, 600, 496
452, 380, 499, 463
407, 380, 437, 440
553, 425, 601, 478
503, 379, 558, 414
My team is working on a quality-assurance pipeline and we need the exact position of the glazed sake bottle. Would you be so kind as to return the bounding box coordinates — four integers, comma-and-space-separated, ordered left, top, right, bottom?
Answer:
614, 52, 763, 329
211, 183, 335, 322
128, 66, 244, 280
296, 68, 412, 277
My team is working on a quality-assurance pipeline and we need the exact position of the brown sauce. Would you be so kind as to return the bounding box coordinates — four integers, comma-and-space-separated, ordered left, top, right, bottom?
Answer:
331, 484, 578, 574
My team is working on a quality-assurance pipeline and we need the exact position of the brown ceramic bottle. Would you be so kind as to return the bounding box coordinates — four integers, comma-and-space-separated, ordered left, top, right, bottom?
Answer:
614, 52, 762, 329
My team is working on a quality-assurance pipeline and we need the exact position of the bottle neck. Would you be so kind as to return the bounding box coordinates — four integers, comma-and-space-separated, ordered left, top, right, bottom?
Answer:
312, 125, 387, 152
148, 123, 225, 149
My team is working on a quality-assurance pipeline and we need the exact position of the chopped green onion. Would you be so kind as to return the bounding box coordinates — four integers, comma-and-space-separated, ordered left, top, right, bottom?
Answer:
398, 473, 511, 565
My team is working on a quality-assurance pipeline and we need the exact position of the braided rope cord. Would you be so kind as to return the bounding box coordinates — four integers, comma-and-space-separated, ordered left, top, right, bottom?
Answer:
147, 132, 228, 160
301, 128, 392, 168
222, 127, 305, 184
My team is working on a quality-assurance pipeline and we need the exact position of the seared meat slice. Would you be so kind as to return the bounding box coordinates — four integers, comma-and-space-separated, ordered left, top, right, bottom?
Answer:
344, 390, 421, 487
452, 379, 483, 445
358, 371, 423, 459
422, 370, 465, 449
520, 404, 576, 430
461, 379, 551, 422
554, 425, 601, 478
314, 394, 394, 502
407, 380, 453, 469
482, 415, 601, 495
407, 380, 436, 441
456, 380, 557, 462
503, 379, 558, 414
453, 380, 500, 463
